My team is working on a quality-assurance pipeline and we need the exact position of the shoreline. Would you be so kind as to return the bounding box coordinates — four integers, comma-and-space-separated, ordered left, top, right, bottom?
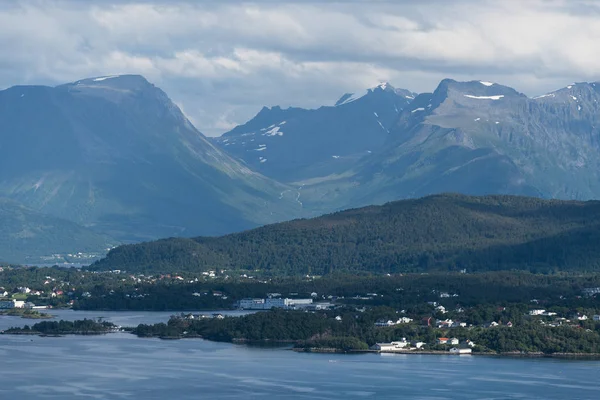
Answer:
3, 331, 600, 360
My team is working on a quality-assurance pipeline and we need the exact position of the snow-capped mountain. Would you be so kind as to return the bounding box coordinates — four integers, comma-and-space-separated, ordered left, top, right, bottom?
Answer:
298, 79, 600, 210
0, 75, 303, 241
212, 83, 417, 182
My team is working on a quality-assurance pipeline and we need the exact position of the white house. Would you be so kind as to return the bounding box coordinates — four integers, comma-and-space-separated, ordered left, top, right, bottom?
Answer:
449, 338, 459, 345
0, 299, 25, 309
375, 319, 396, 327
371, 339, 410, 351
371, 343, 397, 351
529, 309, 546, 316
391, 339, 409, 348
411, 341, 426, 349
593, 315, 600, 321
450, 347, 472, 354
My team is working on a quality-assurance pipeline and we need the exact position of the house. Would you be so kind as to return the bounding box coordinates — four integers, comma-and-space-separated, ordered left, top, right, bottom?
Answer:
0, 290, 8, 298
371, 339, 410, 351
437, 338, 449, 344
506, 321, 513, 327
391, 339, 409, 348
449, 338, 459, 345
435, 305, 447, 314
485, 321, 499, 328
593, 315, 600, 321
17, 287, 31, 294
371, 343, 398, 351
375, 319, 396, 327
577, 314, 589, 321
335, 316, 342, 321
466, 340, 476, 347
411, 341, 426, 349
529, 309, 546, 316
0, 299, 25, 309
436, 319, 453, 328
450, 347, 472, 354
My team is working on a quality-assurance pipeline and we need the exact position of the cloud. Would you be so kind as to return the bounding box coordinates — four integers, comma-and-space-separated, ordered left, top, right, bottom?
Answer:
0, 0, 599, 136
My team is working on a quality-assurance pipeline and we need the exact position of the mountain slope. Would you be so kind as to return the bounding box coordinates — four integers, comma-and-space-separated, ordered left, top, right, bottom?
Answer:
0, 198, 117, 264
0, 75, 303, 241
89, 194, 600, 274
212, 83, 417, 182
298, 79, 600, 210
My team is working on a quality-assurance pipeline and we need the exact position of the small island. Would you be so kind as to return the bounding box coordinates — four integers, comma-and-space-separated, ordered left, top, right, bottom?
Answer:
0, 308, 54, 319
130, 308, 600, 356
3, 319, 119, 336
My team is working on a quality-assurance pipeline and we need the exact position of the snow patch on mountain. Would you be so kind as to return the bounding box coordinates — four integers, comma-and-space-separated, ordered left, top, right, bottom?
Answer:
464, 95, 504, 100
93, 75, 120, 82
264, 126, 283, 136
534, 93, 555, 99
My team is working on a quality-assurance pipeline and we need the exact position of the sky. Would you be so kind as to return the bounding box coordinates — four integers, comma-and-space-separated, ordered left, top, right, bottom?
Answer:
2, 0, 600, 136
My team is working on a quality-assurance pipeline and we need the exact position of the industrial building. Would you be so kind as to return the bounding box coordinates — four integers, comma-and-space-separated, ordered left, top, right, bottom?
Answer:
237, 297, 313, 310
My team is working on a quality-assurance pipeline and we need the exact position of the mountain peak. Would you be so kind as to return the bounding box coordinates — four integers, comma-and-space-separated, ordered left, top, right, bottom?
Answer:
335, 82, 415, 106
65, 74, 153, 91
371, 82, 395, 92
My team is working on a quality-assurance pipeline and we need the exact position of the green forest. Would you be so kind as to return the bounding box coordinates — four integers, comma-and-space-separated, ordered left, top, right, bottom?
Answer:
90, 194, 600, 275
5, 319, 117, 335
131, 309, 600, 354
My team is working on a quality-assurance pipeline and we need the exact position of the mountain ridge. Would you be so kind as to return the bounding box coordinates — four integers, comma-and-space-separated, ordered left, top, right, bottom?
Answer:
0, 74, 304, 242
89, 193, 600, 275
212, 82, 417, 182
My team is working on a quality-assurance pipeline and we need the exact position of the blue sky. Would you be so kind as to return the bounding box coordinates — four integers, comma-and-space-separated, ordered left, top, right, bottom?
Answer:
1, 0, 599, 136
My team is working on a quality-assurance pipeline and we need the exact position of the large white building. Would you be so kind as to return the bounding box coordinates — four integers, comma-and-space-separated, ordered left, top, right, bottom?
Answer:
237, 298, 313, 310
0, 299, 25, 309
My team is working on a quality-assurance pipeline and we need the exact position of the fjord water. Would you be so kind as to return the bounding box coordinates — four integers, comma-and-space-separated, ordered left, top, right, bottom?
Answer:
0, 312, 598, 399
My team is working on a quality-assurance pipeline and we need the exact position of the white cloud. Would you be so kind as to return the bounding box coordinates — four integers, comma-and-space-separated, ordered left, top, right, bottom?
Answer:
0, 0, 599, 136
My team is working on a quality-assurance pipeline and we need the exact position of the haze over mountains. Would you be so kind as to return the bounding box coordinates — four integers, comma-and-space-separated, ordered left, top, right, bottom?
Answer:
0, 74, 304, 262
214, 78, 600, 213
3, 74, 600, 264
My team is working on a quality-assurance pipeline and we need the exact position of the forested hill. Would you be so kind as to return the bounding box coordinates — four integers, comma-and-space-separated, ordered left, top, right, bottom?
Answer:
89, 194, 600, 275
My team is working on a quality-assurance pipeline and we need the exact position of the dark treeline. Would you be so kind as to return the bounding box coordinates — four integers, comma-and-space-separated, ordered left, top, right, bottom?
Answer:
89, 194, 600, 275
75, 272, 600, 311
6, 319, 117, 334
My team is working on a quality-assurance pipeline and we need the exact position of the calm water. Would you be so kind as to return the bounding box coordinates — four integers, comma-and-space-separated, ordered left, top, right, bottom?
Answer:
0, 312, 599, 399
0, 309, 250, 331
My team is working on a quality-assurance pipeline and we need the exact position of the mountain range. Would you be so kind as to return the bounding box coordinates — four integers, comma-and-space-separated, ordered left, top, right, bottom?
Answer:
212, 83, 417, 182
3, 74, 600, 264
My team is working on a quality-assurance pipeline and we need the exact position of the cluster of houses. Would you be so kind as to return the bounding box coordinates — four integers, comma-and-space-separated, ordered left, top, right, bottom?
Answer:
374, 317, 413, 327
370, 337, 474, 354
529, 309, 600, 327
